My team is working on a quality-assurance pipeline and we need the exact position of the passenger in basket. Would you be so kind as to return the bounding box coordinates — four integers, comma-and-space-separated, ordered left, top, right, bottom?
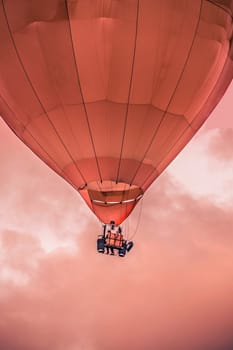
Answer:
115, 227, 123, 247
105, 230, 115, 255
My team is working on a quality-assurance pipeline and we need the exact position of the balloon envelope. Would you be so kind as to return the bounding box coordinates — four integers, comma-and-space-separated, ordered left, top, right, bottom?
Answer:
0, 0, 233, 224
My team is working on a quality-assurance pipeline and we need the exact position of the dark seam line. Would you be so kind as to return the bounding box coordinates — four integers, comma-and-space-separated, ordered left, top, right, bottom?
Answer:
34, 23, 84, 166
141, 37, 233, 190
116, 0, 140, 183
129, 0, 204, 186
2, 0, 87, 185
0, 93, 79, 190
205, 0, 233, 19
65, 0, 103, 184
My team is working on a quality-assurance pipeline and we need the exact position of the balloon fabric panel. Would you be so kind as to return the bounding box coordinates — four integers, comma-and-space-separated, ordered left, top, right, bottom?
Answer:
0, 0, 232, 224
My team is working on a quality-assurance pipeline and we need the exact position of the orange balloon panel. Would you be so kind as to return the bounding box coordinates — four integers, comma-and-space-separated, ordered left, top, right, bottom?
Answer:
0, 0, 233, 224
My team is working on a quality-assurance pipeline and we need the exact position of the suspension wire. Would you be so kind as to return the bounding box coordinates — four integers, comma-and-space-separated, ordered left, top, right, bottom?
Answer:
2, 0, 89, 186
126, 216, 130, 241
121, 181, 130, 227
127, 197, 143, 241
123, 216, 130, 241
65, 0, 103, 184
128, 0, 204, 186
116, 0, 140, 183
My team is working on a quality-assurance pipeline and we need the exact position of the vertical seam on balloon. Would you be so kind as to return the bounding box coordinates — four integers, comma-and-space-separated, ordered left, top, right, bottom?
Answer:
105, 3, 116, 98
141, 34, 233, 190
141, 5, 233, 189
140, 114, 193, 171
1, 0, 88, 186
65, 0, 103, 184
0, 93, 79, 190
34, 23, 85, 171
140, 129, 193, 190
115, 0, 140, 183
129, 0, 204, 186
102, 1, 114, 160
94, 0, 114, 98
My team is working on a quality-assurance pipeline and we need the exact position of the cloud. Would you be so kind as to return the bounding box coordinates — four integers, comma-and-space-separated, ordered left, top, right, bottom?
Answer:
168, 129, 233, 206
207, 129, 233, 163
1, 171, 233, 350
0, 120, 91, 253
204, 82, 233, 130
1, 103, 233, 350
0, 229, 43, 274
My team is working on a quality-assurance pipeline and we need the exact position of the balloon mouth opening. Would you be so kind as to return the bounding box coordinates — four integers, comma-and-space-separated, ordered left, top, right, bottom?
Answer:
91, 195, 143, 205
81, 181, 143, 206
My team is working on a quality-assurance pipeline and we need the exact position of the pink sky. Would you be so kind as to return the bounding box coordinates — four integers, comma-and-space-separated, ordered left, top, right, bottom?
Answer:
0, 81, 233, 350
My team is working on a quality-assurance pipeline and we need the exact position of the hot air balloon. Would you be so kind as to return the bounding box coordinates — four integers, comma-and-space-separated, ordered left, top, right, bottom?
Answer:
0, 0, 233, 231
